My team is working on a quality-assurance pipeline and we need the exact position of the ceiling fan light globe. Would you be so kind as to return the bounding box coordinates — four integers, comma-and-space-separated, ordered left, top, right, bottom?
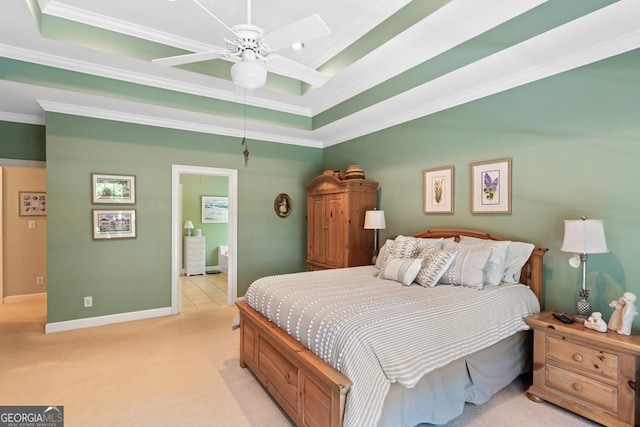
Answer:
231, 60, 267, 89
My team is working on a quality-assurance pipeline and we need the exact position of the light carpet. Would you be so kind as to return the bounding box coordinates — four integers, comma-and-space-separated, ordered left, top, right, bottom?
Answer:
0, 299, 598, 426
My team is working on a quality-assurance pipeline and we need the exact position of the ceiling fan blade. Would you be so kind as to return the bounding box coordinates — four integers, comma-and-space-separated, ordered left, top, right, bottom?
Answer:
191, 0, 238, 40
267, 55, 329, 87
262, 14, 331, 51
153, 50, 227, 67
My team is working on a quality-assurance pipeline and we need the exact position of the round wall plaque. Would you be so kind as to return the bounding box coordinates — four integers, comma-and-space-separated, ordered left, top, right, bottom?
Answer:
274, 193, 292, 218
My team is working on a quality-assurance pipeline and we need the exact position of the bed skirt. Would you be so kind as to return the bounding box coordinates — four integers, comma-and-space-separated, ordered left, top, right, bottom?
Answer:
378, 331, 532, 426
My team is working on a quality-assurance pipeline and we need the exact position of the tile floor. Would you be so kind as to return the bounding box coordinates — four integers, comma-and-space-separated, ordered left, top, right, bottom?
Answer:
179, 272, 229, 313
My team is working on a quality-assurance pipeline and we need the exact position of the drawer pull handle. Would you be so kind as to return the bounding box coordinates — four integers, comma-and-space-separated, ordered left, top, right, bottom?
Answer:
572, 383, 583, 392
572, 353, 583, 363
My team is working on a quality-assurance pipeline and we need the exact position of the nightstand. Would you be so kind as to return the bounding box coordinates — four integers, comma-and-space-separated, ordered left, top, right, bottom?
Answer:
525, 310, 640, 426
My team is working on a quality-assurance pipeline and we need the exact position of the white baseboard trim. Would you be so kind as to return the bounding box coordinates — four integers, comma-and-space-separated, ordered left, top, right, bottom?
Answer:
3, 292, 46, 304
45, 306, 173, 334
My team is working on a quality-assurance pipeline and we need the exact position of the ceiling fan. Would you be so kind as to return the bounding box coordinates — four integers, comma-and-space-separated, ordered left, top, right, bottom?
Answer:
153, 0, 332, 89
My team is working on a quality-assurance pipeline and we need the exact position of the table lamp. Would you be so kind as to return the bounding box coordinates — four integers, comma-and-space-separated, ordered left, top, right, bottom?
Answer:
364, 209, 386, 263
184, 220, 194, 237
560, 216, 608, 322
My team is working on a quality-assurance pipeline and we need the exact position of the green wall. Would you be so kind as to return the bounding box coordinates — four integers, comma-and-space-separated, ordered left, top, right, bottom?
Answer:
0, 120, 45, 161
45, 113, 321, 322
324, 49, 640, 324
180, 174, 228, 266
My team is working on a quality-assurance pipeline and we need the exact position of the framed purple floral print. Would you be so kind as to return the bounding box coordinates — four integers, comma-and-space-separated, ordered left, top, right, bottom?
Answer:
470, 158, 511, 214
424, 166, 454, 214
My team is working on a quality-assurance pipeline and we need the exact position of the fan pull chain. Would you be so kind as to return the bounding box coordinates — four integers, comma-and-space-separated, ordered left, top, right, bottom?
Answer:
241, 89, 249, 167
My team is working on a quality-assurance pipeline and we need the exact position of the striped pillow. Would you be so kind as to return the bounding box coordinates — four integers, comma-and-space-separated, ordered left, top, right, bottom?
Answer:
415, 247, 455, 287
375, 239, 420, 269
439, 247, 492, 289
379, 257, 423, 286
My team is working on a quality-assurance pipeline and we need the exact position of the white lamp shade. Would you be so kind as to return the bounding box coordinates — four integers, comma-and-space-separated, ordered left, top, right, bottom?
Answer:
183, 220, 194, 230
561, 218, 608, 254
231, 60, 267, 89
364, 210, 386, 230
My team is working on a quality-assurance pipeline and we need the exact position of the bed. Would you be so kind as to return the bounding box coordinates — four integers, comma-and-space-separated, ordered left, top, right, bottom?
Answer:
236, 228, 548, 427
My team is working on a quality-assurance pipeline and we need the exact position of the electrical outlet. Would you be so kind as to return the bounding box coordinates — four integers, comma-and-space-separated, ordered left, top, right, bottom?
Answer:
84, 296, 93, 308
36, 276, 44, 286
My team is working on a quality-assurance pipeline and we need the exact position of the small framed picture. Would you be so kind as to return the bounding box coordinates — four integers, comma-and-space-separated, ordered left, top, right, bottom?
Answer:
92, 173, 136, 204
423, 167, 454, 214
202, 196, 229, 223
92, 209, 136, 239
470, 158, 512, 214
19, 192, 46, 216
274, 193, 292, 218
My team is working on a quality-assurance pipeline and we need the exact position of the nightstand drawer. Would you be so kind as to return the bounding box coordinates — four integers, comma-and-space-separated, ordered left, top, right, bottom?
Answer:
547, 336, 617, 380
546, 364, 617, 412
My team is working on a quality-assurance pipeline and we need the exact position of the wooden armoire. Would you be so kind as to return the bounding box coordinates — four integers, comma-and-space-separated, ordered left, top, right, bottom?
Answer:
306, 173, 379, 270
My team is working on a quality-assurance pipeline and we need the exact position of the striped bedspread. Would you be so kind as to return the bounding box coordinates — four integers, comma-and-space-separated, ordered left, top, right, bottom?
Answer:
244, 266, 540, 427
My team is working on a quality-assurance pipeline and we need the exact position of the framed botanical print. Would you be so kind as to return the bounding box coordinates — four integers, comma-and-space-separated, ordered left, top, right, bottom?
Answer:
423, 166, 454, 214
470, 158, 512, 214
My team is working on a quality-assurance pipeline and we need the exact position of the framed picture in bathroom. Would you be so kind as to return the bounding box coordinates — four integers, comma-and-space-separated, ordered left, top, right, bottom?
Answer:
201, 196, 229, 223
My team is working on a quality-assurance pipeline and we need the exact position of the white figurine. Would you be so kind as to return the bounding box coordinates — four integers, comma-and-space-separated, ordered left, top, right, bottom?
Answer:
617, 292, 637, 336
608, 296, 625, 331
584, 312, 608, 333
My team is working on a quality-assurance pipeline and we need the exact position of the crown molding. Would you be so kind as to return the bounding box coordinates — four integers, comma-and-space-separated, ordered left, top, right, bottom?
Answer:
41, 0, 218, 53
37, 98, 324, 148
0, 111, 45, 125
307, 0, 548, 115
0, 43, 313, 117
318, 0, 640, 146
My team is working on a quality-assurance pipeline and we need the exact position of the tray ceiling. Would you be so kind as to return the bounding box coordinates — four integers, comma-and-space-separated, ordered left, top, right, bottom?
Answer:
1, 0, 639, 147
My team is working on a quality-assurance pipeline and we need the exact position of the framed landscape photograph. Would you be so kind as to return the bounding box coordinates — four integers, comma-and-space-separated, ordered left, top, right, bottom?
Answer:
19, 192, 47, 216
470, 158, 512, 214
92, 173, 136, 204
423, 166, 454, 214
202, 196, 229, 223
93, 209, 136, 239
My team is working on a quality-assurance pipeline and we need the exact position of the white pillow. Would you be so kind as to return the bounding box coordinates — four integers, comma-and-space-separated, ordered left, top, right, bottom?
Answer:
456, 237, 511, 286
375, 239, 420, 270
415, 247, 455, 287
439, 246, 492, 289
395, 235, 444, 250
502, 241, 536, 283
380, 257, 423, 286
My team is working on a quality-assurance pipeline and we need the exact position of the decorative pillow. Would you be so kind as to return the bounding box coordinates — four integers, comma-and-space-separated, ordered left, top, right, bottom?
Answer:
456, 237, 511, 286
502, 241, 535, 283
415, 247, 455, 287
375, 239, 392, 269
375, 239, 420, 270
379, 257, 423, 286
395, 235, 444, 250
439, 246, 492, 289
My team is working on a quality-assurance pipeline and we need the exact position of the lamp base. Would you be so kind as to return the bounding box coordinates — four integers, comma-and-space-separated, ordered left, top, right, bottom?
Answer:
575, 289, 592, 323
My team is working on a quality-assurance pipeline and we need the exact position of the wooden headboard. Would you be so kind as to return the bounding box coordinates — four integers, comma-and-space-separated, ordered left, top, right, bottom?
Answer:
412, 228, 548, 303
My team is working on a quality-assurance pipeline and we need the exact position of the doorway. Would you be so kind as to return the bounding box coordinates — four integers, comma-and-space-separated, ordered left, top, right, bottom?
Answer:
171, 165, 238, 314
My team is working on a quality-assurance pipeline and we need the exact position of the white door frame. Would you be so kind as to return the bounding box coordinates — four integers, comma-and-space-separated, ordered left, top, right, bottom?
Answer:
171, 164, 238, 314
